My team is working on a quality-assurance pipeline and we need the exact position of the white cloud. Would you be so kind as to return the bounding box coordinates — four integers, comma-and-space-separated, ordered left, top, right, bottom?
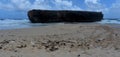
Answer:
111, 0, 120, 8
1, 0, 120, 18
30, 0, 52, 10
10, 0, 31, 10
85, 0, 99, 4
55, 0, 72, 7
85, 0, 106, 11
105, 0, 120, 18
0, 2, 14, 10
0, 0, 81, 11
53, 0, 82, 10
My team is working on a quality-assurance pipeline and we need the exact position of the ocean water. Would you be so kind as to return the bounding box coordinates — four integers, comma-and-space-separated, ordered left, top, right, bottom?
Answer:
0, 18, 120, 30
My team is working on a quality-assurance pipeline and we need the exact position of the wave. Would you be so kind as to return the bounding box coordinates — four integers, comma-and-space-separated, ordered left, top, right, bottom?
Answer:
0, 18, 120, 30
0, 19, 29, 26
0, 19, 58, 30
0, 19, 30, 29
98, 18, 120, 24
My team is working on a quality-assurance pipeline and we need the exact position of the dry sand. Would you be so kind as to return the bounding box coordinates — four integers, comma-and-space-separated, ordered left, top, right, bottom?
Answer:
0, 23, 120, 57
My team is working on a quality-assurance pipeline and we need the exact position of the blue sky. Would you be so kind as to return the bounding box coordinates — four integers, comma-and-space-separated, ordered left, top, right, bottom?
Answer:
0, 0, 119, 19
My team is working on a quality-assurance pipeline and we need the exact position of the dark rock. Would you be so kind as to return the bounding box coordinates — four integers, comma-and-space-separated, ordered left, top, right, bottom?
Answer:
0, 46, 2, 49
49, 46, 58, 51
16, 44, 27, 48
77, 54, 80, 57
0, 40, 10, 44
70, 44, 74, 48
45, 45, 49, 49
28, 9, 103, 23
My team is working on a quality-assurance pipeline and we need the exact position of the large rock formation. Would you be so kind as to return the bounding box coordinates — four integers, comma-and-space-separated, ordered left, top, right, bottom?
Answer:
28, 9, 103, 23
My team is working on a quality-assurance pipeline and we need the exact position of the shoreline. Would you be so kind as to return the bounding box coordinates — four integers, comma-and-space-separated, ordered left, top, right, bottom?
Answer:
0, 23, 120, 30
0, 23, 120, 57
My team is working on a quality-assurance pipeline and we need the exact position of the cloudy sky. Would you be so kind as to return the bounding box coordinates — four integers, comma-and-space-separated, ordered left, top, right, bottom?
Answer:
0, 0, 119, 19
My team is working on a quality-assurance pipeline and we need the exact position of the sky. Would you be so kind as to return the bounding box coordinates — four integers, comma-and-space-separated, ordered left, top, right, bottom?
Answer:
0, 0, 120, 19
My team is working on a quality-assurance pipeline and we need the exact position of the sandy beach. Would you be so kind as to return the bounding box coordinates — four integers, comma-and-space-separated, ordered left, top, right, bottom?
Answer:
0, 23, 120, 57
